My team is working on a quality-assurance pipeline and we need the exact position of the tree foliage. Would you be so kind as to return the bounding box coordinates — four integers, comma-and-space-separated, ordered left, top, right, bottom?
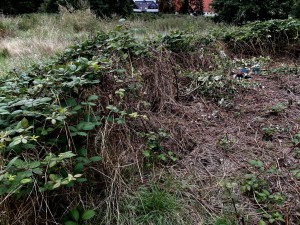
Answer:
292, 0, 300, 18
0, 0, 43, 14
211, 0, 294, 24
0, 0, 133, 17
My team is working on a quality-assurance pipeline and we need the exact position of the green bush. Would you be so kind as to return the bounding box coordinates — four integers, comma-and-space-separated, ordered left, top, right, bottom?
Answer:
211, 0, 293, 25
222, 19, 300, 56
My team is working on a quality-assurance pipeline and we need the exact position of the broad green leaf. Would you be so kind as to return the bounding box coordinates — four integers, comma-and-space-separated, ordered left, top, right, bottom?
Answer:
76, 122, 96, 131
58, 151, 76, 159
20, 178, 32, 184
29, 161, 41, 169
52, 182, 61, 189
81, 210, 96, 221
65, 221, 78, 225
6, 156, 19, 169
78, 147, 87, 157
258, 221, 266, 225
74, 163, 84, 173
143, 150, 151, 157
49, 174, 58, 181
70, 209, 80, 221
88, 95, 98, 101
76, 132, 88, 136
89, 156, 102, 162
21, 118, 29, 128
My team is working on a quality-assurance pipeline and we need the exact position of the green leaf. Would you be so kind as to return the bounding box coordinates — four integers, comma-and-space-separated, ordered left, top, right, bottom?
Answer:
81, 210, 96, 221
89, 156, 102, 162
70, 209, 80, 221
258, 220, 266, 225
143, 150, 151, 157
74, 163, 84, 173
6, 156, 19, 169
157, 154, 167, 161
78, 148, 87, 157
76, 121, 96, 131
29, 161, 40, 169
76, 132, 88, 136
32, 168, 43, 175
76, 178, 88, 183
20, 178, 32, 184
65, 221, 78, 225
59, 151, 76, 159
65, 98, 77, 107
88, 95, 98, 101
248, 159, 264, 168
52, 182, 61, 189
21, 118, 29, 128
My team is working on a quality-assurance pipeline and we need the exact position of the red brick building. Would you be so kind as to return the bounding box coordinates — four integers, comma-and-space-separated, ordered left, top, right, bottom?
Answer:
203, 0, 213, 12
172, 0, 213, 13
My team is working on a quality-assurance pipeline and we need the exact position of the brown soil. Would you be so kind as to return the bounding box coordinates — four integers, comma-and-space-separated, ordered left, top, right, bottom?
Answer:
153, 72, 300, 224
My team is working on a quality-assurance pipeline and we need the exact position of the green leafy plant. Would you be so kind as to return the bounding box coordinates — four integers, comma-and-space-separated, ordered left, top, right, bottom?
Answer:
139, 129, 177, 165
262, 126, 277, 141
63, 207, 96, 225
240, 160, 286, 224
270, 103, 286, 115
222, 19, 300, 56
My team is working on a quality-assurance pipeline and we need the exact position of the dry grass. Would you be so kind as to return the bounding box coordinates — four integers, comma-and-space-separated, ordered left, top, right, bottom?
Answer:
0, 11, 222, 77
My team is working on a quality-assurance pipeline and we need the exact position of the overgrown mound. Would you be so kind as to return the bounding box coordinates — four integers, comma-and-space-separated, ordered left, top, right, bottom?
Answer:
0, 21, 299, 225
0, 25, 233, 224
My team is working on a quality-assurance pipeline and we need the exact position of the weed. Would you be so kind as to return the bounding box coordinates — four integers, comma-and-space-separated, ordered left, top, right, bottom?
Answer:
269, 103, 286, 115
0, 48, 10, 58
240, 160, 286, 224
262, 126, 277, 141
217, 135, 237, 151
63, 206, 96, 225
139, 129, 177, 165
121, 185, 182, 225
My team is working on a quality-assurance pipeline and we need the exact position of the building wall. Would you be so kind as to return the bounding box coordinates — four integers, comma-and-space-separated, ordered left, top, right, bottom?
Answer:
172, 0, 213, 13
203, 0, 212, 12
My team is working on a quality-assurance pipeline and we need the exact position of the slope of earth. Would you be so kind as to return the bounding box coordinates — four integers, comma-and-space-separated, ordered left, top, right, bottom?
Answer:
158, 67, 300, 224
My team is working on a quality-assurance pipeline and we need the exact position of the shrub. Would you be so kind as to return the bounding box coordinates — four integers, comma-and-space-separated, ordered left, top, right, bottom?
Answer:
222, 19, 300, 57
211, 0, 293, 25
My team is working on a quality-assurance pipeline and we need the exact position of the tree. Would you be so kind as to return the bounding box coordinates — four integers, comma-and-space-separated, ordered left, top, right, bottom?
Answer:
0, 0, 43, 14
158, 0, 175, 13
1, 0, 133, 17
189, 0, 204, 15
179, 0, 190, 13
292, 0, 300, 18
211, 0, 294, 25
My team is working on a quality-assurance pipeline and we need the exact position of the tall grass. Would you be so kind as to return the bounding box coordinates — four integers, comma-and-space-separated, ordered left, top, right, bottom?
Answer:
0, 10, 100, 77
0, 11, 223, 77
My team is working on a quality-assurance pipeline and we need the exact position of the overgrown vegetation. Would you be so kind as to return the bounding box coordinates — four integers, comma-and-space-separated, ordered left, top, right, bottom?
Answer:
0, 11, 299, 225
211, 0, 293, 24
